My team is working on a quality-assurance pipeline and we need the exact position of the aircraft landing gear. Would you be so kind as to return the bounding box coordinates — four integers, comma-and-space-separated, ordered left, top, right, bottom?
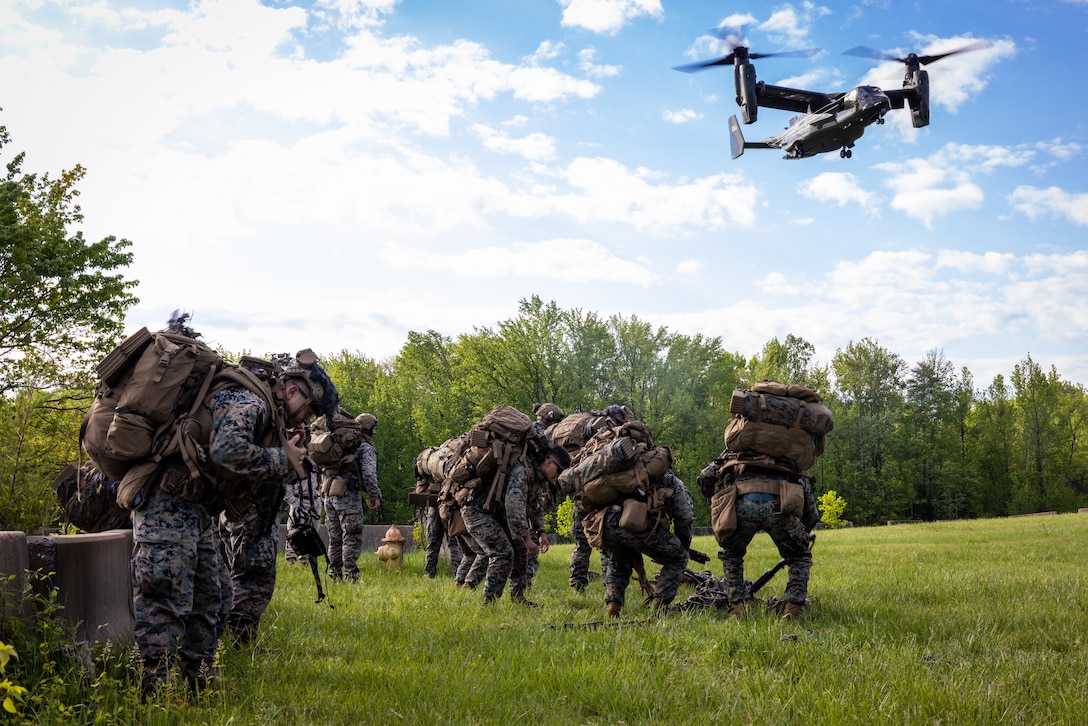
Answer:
839, 147, 853, 159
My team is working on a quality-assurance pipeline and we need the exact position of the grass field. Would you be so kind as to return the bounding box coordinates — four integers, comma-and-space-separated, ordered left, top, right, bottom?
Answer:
152, 513, 1084, 725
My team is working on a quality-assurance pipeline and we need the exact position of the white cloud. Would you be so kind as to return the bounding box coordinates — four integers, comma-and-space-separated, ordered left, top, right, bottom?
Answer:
797, 172, 879, 211
527, 40, 564, 64
379, 238, 661, 285
873, 142, 1033, 226
677, 259, 704, 274
757, 2, 831, 46
1008, 186, 1088, 226
662, 108, 701, 124
652, 248, 1088, 386
936, 251, 1016, 275
472, 124, 557, 161
578, 47, 622, 78
1035, 138, 1082, 162
558, 0, 663, 35
504, 157, 760, 231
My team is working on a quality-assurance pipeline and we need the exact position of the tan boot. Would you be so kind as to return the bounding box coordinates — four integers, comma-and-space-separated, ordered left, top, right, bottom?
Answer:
605, 601, 622, 618
782, 602, 803, 621
731, 601, 749, 620
482, 595, 497, 606
511, 590, 541, 608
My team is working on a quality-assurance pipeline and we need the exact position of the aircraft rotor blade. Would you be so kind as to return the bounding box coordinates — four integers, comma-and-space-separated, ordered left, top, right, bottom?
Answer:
672, 53, 736, 72
916, 40, 993, 66
750, 48, 822, 60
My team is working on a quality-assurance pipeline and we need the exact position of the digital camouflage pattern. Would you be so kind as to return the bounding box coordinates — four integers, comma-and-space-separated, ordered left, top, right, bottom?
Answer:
423, 505, 463, 577
218, 480, 284, 645
717, 480, 813, 605
131, 482, 224, 691
206, 388, 292, 487
600, 476, 694, 609
325, 440, 381, 580
454, 533, 487, 587
461, 460, 544, 600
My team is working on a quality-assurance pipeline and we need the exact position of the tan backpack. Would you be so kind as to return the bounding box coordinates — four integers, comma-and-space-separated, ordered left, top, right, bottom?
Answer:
447, 405, 548, 513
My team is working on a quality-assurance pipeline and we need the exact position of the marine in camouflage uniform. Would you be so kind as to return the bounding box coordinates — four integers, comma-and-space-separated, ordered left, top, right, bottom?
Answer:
599, 473, 694, 613
423, 505, 463, 578
717, 470, 814, 618
132, 353, 333, 691
460, 446, 569, 605
325, 415, 382, 581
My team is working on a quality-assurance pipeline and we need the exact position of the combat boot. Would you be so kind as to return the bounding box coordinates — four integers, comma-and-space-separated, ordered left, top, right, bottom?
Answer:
511, 590, 541, 608
605, 601, 622, 618
731, 601, 749, 621
482, 595, 498, 606
782, 602, 803, 621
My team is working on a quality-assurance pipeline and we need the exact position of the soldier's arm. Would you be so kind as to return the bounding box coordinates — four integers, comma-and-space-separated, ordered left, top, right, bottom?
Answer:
208, 391, 291, 483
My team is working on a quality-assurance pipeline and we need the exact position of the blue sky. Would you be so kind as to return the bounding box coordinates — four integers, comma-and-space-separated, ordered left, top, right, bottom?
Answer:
2, 0, 1086, 387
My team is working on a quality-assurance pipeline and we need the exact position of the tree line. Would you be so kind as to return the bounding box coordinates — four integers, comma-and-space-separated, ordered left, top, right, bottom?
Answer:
3, 118, 1086, 532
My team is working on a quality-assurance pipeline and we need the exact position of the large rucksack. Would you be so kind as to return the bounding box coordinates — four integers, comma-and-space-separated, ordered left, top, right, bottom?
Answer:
80, 326, 282, 514
722, 380, 834, 473
409, 434, 469, 507
550, 405, 633, 455
307, 409, 365, 470
446, 405, 548, 513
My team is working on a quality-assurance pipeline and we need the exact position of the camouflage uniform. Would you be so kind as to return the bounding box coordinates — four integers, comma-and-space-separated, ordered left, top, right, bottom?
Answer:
600, 475, 694, 609
218, 483, 284, 646
132, 385, 292, 690
325, 439, 381, 581
569, 499, 610, 590
461, 460, 545, 602
718, 474, 813, 605
423, 505, 463, 578
131, 482, 225, 691
207, 387, 296, 645
454, 532, 487, 588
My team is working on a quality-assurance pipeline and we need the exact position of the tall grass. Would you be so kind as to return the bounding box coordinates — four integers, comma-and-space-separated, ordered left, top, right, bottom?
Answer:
12, 514, 1088, 724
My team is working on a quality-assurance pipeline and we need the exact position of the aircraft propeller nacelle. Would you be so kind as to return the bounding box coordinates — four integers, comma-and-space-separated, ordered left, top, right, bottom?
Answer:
735, 62, 758, 124
905, 68, 930, 128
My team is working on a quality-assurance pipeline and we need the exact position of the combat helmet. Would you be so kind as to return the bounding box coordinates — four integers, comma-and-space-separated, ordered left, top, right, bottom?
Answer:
355, 413, 378, 433
280, 348, 340, 427
536, 402, 564, 424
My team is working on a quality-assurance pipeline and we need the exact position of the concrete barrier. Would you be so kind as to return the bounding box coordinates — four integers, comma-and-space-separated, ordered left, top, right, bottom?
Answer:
26, 530, 134, 644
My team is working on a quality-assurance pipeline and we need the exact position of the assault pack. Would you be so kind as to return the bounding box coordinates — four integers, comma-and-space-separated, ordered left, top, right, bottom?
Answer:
557, 419, 677, 543
722, 380, 834, 474
307, 409, 365, 469
410, 434, 469, 507
700, 380, 832, 539
441, 405, 550, 517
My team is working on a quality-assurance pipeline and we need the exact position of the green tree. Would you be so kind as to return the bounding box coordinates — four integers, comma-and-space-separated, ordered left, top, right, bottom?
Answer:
0, 117, 137, 392
828, 337, 906, 525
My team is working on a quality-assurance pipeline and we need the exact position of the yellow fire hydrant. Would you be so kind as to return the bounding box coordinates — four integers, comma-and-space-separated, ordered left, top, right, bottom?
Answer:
376, 524, 407, 571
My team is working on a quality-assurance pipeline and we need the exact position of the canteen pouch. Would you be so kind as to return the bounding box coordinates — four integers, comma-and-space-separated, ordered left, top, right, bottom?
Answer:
117, 461, 159, 511
710, 486, 738, 541
780, 480, 805, 518
326, 476, 347, 497
618, 499, 648, 533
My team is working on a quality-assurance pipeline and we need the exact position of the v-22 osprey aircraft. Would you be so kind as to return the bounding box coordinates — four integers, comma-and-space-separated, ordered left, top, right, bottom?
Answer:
675, 35, 992, 160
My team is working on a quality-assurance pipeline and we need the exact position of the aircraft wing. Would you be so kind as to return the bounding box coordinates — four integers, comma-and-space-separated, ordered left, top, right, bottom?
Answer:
885, 88, 919, 110
756, 84, 842, 114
